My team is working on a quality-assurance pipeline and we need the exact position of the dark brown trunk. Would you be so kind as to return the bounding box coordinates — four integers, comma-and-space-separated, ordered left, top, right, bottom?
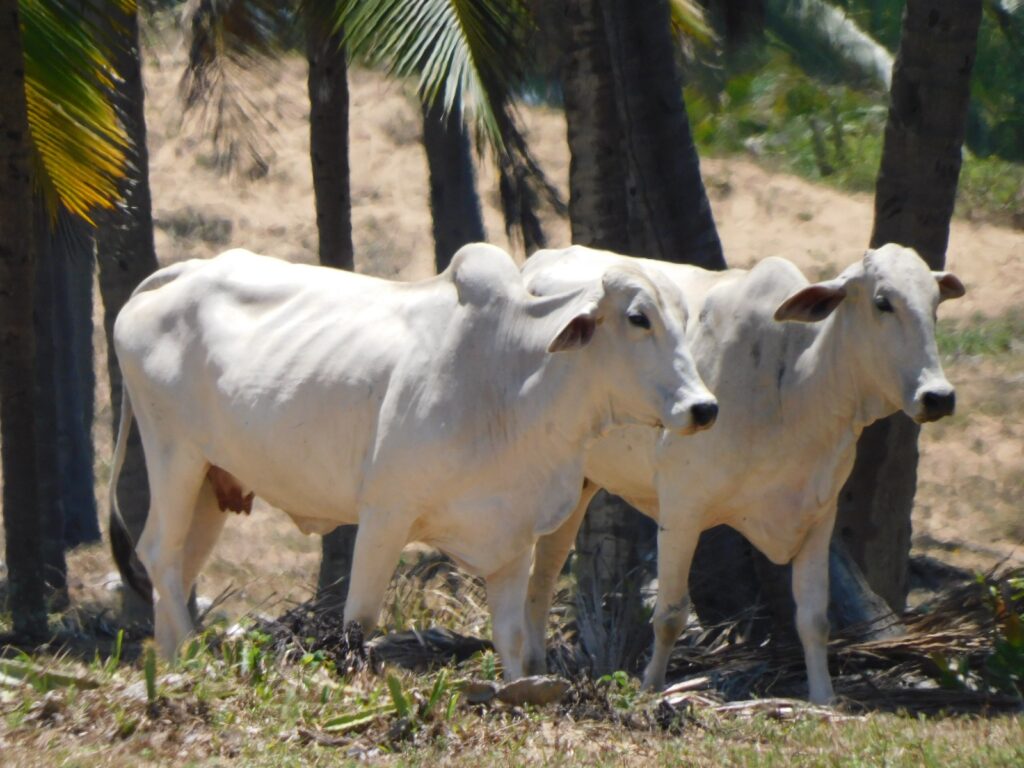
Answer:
52, 214, 99, 548
33, 205, 69, 606
94, 5, 159, 622
307, 13, 354, 271
560, 0, 660, 674
422, 99, 486, 273
306, 12, 359, 610
561, 0, 630, 254
599, 0, 725, 269
838, 0, 983, 612
0, 0, 48, 640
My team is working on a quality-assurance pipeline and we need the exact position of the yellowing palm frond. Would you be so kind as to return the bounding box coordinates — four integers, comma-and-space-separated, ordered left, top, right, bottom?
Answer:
21, 0, 135, 223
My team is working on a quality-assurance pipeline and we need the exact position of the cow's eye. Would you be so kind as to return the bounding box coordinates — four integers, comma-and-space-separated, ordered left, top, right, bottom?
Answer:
627, 312, 651, 330
874, 295, 894, 313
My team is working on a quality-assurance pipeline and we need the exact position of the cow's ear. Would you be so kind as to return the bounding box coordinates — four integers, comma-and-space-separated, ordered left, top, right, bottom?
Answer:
774, 282, 847, 323
934, 271, 965, 302
549, 311, 598, 353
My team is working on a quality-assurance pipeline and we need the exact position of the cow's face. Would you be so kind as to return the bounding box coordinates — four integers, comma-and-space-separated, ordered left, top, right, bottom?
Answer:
551, 265, 718, 434
775, 244, 965, 423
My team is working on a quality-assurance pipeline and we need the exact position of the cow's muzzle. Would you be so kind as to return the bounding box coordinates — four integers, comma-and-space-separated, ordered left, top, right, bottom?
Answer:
916, 388, 956, 423
666, 398, 719, 435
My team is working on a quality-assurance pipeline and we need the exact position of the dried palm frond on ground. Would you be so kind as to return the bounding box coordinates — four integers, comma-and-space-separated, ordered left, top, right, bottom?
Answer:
656, 566, 1024, 714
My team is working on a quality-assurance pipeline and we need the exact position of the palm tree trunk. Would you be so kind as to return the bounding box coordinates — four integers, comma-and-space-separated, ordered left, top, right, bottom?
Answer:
837, 0, 983, 612
306, 14, 359, 611
308, 13, 354, 272
0, 0, 48, 640
560, 0, 664, 674
52, 213, 99, 548
600, 0, 726, 269
34, 205, 69, 607
94, 4, 159, 623
422, 99, 486, 273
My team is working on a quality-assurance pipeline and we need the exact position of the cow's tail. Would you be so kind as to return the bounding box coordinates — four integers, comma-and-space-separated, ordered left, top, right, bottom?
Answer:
109, 385, 154, 605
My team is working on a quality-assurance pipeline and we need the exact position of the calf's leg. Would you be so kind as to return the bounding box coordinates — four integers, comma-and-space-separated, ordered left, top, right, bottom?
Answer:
486, 549, 534, 681
135, 444, 208, 659
181, 477, 229, 610
792, 510, 836, 705
642, 507, 702, 691
343, 511, 409, 634
523, 481, 598, 674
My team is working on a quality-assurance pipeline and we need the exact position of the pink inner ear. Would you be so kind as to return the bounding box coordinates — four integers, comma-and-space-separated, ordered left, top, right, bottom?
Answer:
937, 272, 966, 300
550, 315, 596, 352
774, 285, 846, 322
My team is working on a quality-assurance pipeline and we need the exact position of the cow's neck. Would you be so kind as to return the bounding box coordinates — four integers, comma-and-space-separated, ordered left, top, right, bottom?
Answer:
785, 308, 896, 444
489, 298, 612, 456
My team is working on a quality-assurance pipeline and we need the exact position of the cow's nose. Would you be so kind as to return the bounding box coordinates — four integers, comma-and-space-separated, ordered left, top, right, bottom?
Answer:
690, 401, 719, 430
921, 390, 956, 421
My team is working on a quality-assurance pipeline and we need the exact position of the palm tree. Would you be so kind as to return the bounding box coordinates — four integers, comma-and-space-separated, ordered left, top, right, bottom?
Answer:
554, 0, 725, 674
836, 0, 984, 612
94, 1, 162, 624
2, 0, 130, 639
1, 0, 45, 637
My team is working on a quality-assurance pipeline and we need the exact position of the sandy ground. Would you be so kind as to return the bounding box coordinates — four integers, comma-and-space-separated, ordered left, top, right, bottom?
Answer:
5, 40, 1024, 621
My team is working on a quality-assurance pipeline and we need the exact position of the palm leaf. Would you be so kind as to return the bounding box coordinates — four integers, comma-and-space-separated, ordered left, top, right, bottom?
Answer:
180, 0, 295, 174
21, 0, 134, 223
669, 0, 714, 47
336, 0, 564, 250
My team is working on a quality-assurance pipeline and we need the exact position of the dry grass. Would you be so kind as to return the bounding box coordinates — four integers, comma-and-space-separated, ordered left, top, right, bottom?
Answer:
2, 563, 1022, 766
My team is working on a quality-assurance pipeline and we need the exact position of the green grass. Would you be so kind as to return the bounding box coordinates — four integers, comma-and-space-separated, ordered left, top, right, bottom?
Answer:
686, 55, 1024, 228
938, 311, 1024, 358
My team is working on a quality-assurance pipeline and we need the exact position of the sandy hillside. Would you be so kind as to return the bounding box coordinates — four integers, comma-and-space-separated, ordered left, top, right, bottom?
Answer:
5, 39, 1022, 618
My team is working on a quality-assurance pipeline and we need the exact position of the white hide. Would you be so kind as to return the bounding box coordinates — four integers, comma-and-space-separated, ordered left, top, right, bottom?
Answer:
521, 244, 964, 704
110, 244, 716, 678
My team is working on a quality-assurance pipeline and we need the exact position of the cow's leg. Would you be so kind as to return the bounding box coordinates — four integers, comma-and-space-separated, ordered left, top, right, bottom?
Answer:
641, 509, 702, 691
792, 509, 836, 705
181, 477, 229, 613
135, 445, 208, 659
343, 512, 409, 634
485, 548, 533, 681
523, 481, 599, 675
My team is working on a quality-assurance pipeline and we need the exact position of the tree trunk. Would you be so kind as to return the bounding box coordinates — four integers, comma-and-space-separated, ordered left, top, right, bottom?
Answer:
838, 0, 983, 612
0, 0, 48, 640
600, 0, 726, 269
94, 5, 160, 623
562, 0, 630, 255
306, 13, 359, 611
52, 214, 99, 548
422, 99, 486, 273
559, 0, 660, 674
33, 205, 69, 607
307, 12, 354, 272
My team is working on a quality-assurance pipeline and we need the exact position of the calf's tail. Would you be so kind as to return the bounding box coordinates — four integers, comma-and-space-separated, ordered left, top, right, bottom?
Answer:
109, 386, 154, 605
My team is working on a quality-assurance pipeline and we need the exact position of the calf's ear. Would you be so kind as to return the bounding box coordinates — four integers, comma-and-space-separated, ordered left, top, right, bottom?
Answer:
934, 271, 966, 302
774, 282, 847, 323
549, 308, 598, 352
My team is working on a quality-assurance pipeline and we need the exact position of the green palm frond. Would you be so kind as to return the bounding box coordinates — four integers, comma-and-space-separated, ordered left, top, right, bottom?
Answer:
669, 0, 715, 46
336, 0, 564, 249
337, 0, 529, 153
180, 0, 296, 174
21, 0, 134, 223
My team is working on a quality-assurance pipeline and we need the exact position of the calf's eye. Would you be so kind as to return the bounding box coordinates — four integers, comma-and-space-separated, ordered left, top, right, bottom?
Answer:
874, 295, 894, 313
627, 312, 651, 330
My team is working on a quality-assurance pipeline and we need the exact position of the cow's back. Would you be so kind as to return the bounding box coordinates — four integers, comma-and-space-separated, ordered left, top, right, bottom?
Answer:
114, 250, 457, 519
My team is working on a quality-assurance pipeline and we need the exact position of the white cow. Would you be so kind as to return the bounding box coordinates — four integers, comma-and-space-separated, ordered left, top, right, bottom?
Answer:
109, 244, 718, 678
521, 243, 964, 703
